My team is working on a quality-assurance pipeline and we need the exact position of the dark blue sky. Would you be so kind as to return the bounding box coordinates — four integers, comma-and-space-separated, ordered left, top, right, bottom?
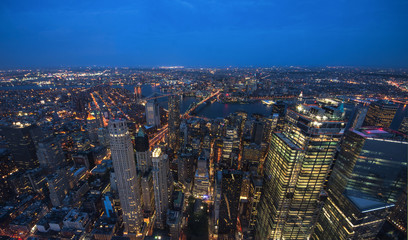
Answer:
1, 0, 407, 68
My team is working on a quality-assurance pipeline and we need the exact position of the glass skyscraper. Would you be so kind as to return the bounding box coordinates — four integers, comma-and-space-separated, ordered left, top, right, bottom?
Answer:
256, 102, 346, 240
312, 128, 407, 240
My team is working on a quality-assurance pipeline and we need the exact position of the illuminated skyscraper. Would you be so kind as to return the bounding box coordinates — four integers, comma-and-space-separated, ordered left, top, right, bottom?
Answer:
312, 128, 407, 240
363, 100, 398, 128
222, 126, 239, 169
146, 100, 160, 127
256, 103, 346, 240
152, 147, 171, 229
193, 155, 210, 199
168, 95, 181, 153
108, 120, 143, 237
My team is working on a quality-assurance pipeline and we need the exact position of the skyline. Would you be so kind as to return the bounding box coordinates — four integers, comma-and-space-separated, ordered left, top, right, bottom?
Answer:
1, 0, 408, 68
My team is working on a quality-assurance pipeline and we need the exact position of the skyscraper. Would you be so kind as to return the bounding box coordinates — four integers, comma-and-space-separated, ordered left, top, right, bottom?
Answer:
168, 95, 181, 153
251, 120, 264, 145
193, 155, 210, 199
218, 170, 243, 238
134, 128, 152, 173
363, 100, 398, 128
0, 124, 44, 170
256, 102, 346, 240
108, 120, 143, 237
221, 126, 239, 169
312, 128, 407, 240
152, 147, 171, 229
36, 137, 65, 171
134, 128, 155, 220
145, 100, 160, 127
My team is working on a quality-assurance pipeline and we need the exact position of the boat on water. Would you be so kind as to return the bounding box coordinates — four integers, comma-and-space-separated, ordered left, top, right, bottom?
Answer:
262, 100, 275, 105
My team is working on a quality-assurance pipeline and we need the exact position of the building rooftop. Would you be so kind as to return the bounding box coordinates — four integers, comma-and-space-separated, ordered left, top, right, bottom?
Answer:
346, 193, 395, 214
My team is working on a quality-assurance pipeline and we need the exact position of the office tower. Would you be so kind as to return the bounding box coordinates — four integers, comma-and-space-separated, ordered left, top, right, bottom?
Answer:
262, 114, 279, 143
271, 100, 287, 131
0, 124, 43, 170
218, 170, 243, 238
108, 120, 143, 237
97, 127, 110, 147
167, 210, 182, 240
256, 103, 346, 240
134, 86, 142, 101
177, 146, 195, 189
363, 100, 398, 128
248, 175, 263, 232
180, 121, 188, 148
36, 137, 65, 171
86, 112, 99, 143
251, 120, 264, 145
134, 128, 152, 172
168, 95, 181, 153
387, 190, 407, 235
242, 143, 263, 171
152, 147, 171, 229
141, 170, 155, 217
47, 170, 70, 207
347, 103, 368, 130
398, 116, 408, 134
312, 128, 407, 240
145, 100, 160, 127
222, 126, 239, 169
193, 155, 210, 199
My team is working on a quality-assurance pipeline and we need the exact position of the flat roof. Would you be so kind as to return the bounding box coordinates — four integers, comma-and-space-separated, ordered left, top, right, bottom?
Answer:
346, 194, 394, 213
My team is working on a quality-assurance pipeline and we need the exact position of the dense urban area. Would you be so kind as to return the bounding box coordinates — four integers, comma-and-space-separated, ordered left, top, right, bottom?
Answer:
0, 66, 407, 240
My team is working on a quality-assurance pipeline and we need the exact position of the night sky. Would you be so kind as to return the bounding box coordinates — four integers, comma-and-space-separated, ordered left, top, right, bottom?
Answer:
1, 0, 407, 68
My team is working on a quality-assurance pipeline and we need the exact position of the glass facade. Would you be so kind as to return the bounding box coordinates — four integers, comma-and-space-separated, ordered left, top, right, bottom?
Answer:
256, 104, 345, 240
312, 128, 408, 240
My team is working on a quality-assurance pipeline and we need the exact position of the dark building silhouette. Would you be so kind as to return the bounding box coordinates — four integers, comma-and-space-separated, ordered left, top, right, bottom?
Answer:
251, 120, 264, 145
0, 124, 44, 170
218, 170, 243, 238
168, 95, 181, 153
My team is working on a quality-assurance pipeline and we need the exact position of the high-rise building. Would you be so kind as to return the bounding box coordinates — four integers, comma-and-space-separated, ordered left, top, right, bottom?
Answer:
36, 137, 65, 171
251, 120, 264, 145
248, 175, 263, 231
47, 170, 70, 207
312, 128, 407, 240
86, 112, 99, 143
271, 100, 287, 131
145, 100, 160, 127
363, 100, 398, 128
256, 102, 346, 240
218, 170, 243, 238
141, 170, 155, 217
347, 103, 368, 130
134, 128, 152, 173
168, 95, 181, 153
178, 146, 195, 189
222, 126, 239, 169
0, 124, 44, 170
108, 120, 143, 237
398, 116, 408, 135
193, 155, 210, 199
152, 147, 171, 229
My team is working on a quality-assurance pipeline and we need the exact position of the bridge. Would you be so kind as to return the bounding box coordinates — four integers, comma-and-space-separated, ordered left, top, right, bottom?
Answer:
183, 90, 221, 118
